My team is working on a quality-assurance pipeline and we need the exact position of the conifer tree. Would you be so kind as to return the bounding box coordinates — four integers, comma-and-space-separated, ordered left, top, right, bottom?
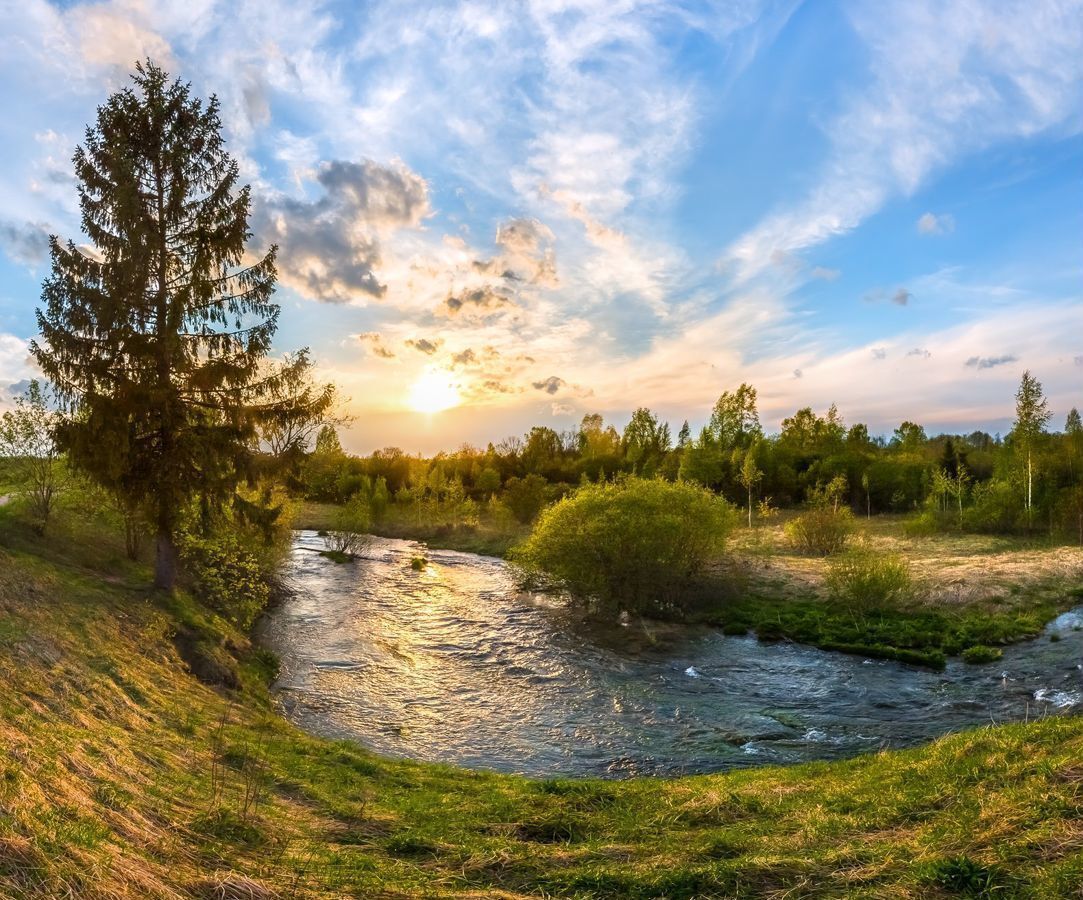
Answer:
33, 61, 321, 590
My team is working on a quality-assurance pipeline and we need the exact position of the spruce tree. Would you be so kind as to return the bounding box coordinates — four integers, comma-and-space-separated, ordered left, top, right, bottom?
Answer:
33, 61, 317, 590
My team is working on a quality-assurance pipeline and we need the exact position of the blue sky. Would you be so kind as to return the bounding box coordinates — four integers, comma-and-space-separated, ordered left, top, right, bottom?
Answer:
1, 0, 1081, 453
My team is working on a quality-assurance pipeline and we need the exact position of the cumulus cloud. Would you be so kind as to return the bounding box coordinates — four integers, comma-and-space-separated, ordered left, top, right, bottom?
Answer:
965, 354, 1017, 370
405, 337, 443, 355
471, 217, 558, 288
255, 159, 429, 303
532, 375, 565, 395
358, 332, 396, 359
444, 285, 515, 316
0, 220, 50, 266
917, 211, 955, 235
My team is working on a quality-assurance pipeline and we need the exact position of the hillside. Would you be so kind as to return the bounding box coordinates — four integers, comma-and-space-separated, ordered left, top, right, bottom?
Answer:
2, 513, 1083, 898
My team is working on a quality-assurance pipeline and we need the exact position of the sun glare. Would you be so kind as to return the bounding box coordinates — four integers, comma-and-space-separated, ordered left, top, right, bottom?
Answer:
408, 370, 461, 414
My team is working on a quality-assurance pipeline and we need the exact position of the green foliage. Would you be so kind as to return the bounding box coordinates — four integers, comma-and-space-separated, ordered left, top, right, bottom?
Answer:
927, 855, 1013, 897
503, 473, 550, 524
824, 552, 913, 611
0, 380, 66, 531
961, 645, 1003, 664
785, 507, 855, 555
511, 477, 737, 617
31, 61, 322, 590
178, 532, 270, 629
324, 495, 371, 557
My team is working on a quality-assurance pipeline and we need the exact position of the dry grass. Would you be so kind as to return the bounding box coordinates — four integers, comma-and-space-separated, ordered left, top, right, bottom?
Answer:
727, 514, 1083, 613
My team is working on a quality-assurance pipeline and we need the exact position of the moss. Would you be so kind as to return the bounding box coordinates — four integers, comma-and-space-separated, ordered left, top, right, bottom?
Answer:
962, 645, 1004, 664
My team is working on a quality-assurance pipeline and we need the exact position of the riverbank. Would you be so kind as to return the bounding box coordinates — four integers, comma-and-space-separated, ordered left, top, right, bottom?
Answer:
2, 510, 1083, 896
298, 501, 1083, 668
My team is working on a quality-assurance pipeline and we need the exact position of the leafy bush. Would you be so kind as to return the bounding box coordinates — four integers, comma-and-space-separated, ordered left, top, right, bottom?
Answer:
510, 477, 737, 617
785, 507, 855, 555
824, 552, 913, 611
324, 495, 371, 558
963, 480, 1024, 534
502, 474, 550, 524
178, 533, 270, 629
961, 645, 1003, 664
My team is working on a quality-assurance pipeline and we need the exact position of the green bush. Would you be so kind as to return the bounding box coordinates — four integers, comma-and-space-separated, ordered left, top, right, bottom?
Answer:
510, 477, 737, 617
178, 533, 270, 629
785, 507, 855, 555
824, 552, 913, 612
325, 495, 371, 557
961, 645, 1003, 664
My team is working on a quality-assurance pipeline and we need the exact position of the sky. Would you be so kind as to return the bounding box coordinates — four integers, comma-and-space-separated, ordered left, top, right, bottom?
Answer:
1, 0, 1081, 454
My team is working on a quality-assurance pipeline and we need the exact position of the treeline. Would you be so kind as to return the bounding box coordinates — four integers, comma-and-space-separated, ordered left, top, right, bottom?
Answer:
303, 375, 1083, 541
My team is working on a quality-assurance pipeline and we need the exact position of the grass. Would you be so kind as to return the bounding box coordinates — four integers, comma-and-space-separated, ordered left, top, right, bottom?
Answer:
689, 514, 1083, 668
2, 505, 1083, 896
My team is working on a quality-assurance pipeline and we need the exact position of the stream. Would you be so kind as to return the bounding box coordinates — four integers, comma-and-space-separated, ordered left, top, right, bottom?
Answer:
255, 531, 1083, 778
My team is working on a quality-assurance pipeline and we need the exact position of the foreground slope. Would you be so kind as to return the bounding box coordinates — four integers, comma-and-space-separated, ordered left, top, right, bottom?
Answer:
1, 519, 1083, 898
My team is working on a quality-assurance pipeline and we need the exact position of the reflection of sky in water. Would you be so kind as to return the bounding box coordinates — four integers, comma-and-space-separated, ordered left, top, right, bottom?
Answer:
256, 532, 1083, 778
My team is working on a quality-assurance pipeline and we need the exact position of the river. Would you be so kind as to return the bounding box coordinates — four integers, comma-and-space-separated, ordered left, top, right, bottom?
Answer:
255, 531, 1083, 778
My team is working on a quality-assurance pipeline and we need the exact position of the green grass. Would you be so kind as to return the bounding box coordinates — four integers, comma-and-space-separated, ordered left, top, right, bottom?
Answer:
2, 505, 1083, 896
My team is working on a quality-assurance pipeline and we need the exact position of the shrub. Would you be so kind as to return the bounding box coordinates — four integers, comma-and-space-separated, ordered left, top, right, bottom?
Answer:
962, 645, 1003, 664
324, 495, 371, 558
179, 533, 270, 629
785, 507, 855, 555
510, 477, 737, 617
502, 474, 550, 524
824, 552, 913, 612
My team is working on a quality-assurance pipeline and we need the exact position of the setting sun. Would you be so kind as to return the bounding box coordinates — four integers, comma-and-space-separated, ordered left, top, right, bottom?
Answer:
408, 369, 461, 414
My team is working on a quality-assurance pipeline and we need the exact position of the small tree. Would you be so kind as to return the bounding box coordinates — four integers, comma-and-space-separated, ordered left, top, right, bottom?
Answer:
737, 445, 763, 528
325, 495, 371, 558
1011, 371, 1050, 530
0, 381, 65, 532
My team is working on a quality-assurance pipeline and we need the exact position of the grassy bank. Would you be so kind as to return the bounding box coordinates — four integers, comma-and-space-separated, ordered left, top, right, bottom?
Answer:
695, 516, 1083, 668
298, 502, 1083, 668
2, 506, 1083, 897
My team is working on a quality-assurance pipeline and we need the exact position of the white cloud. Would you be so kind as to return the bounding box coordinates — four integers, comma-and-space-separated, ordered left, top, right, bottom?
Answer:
917, 211, 955, 235
720, 0, 1083, 282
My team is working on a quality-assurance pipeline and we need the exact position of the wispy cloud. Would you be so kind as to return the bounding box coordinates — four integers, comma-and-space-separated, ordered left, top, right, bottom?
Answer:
965, 354, 1017, 370
917, 211, 955, 235
720, 0, 1083, 281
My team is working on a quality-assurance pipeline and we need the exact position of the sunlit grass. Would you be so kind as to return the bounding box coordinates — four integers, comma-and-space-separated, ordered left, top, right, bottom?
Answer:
2, 504, 1083, 896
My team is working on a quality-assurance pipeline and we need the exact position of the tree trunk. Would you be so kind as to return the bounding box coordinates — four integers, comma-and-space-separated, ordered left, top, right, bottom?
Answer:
747, 487, 753, 528
154, 532, 177, 591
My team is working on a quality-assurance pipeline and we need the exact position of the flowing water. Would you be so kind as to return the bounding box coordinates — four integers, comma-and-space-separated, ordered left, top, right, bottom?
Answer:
256, 531, 1083, 778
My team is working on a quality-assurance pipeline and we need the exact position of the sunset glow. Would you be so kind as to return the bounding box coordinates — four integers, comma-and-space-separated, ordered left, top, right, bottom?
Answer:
408, 370, 461, 415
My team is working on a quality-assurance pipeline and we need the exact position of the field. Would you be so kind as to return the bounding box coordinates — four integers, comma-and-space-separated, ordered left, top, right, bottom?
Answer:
2, 504, 1083, 897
